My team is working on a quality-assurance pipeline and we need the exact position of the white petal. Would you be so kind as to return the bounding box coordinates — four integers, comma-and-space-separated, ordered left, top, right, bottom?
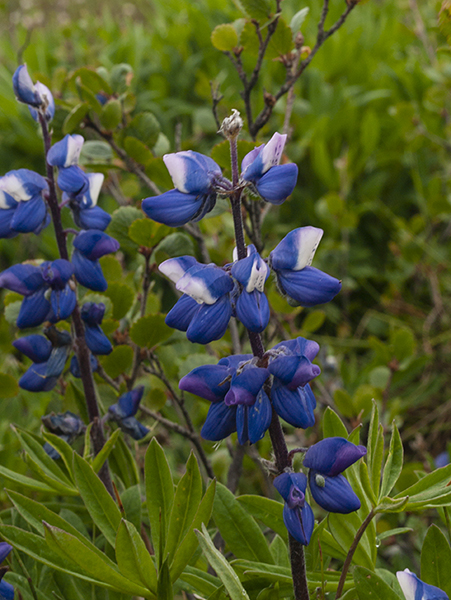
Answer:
261, 133, 287, 174
159, 258, 189, 284
246, 258, 269, 293
294, 226, 323, 270
163, 153, 189, 193
0, 173, 31, 201
176, 274, 216, 305
86, 173, 104, 206
396, 569, 418, 600
65, 134, 84, 167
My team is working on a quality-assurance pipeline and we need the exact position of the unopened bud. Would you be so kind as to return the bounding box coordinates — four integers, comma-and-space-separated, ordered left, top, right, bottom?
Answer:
263, 91, 276, 108
219, 109, 243, 140
294, 32, 304, 48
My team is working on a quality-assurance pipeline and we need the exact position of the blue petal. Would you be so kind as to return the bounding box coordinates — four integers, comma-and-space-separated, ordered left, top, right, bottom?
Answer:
186, 294, 232, 344
118, 417, 149, 440
29, 81, 54, 121
236, 405, 249, 445
241, 145, 264, 179
17, 289, 52, 328
177, 265, 233, 304
271, 379, 316, 429
142, 190, 204, 227
13, 335, 52, 363
73, 229, 119, 260
0, 208, 16, 239
201, 401, 237, 441
218, 354, 254, 369
268, 355, 320, 390
179, 364, 230, 402
75, 206, 111, 231
231, 249, 269, 292
84, 324, 112, 355
70, 354, 98, 378
235, 290, 270, 333
308, 471, 361, 514
43, 259, 74, 289
242, 133, 287, 180
0, 264, 44, 296
282, 503, 314, 546
81, 302, 105, 326
255, 164, 298, 205
19, 362, 57, 392
270, 227, 324, 271
248, 389, 272, 444
272, 337, 320, 362
276, 266, 342, 306
435, 451, 450, 469
78, 172, 104, 208
0, 578, 14, 600
57, 166, 88, 195
0, 543, 12, 564
10, 196, 47, 233
396, 570, 449, 600
225, 364, 269, 407
159, 256, 200, 284
45, 346, 71, 378
117, 386, 145, 417
47, 134, 84, 168
43, 440, 62, 460
0, 169, 48, 201
274, 472, 307, 501
163, 151, 221, 194
12, 64, 42, 106
303, 438, 367, 476
165, 294, 200, 331
49, 287, 76, 322
72, 250, 107, 292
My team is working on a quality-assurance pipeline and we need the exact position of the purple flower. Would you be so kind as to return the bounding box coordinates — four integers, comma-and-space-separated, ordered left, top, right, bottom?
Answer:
142, 151, 226, 227
81, 302, 112, 355
273, 473, 314, 546
0, 542, 13, 600
13, 64, 55, 122
270, 227, 341, 306
0, 259, 76, 328
108, 386, 149, 440
241, 133, 298, 205
160, 256, 234, 344
42, 410, 85, 459
179, 355, 272, 444
396, 570, 449, 600
72, 230, 119, 292
303, 437, 366, 513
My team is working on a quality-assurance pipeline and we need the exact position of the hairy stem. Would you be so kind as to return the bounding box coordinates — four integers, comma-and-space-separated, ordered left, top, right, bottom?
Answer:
38, 113, 114, 496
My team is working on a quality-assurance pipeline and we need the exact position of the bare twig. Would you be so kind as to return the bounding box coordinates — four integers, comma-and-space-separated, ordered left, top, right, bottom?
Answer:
210, 82, 224, 130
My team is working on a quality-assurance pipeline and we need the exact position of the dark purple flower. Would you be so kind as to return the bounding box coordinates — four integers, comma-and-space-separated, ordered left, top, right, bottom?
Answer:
273, 472, 314, 546
108, 387, 149, 440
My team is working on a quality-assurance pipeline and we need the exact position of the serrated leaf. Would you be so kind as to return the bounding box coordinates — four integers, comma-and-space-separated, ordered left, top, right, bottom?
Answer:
0, 374, 19, 398
128, 219, 171, 248
73, 452, 122, 547
211, 24, 239, 51
108, 206, 142, 251
240, 0, 271, 20
101, 282, 135, 320
380, 422, 403, 499
145, 438, 174, 568
353, 566, 401, 600
196, 524, 251, 600
236, 495, 287, 541
101, 345, 134, 379
63, 103, 90, 134
116, 519, 158, 593
214, 482, 274, 564
130, 314, 172, 348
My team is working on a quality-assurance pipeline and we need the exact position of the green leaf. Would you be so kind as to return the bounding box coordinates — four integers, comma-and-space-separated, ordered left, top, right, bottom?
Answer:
236, 495, 287, 541
359, 461, 377, 507
374, 496, 409, 513
353, 566, 401, 600
322, 407, 348, 438
127, 112, 161, 148
41, 432, 75, 477
109, 434, 140, 488
91, 429, 122, 473
394, 464, 451, 500
157, 557, 173, 600
101, 282, 135, 320
110, 63, 133, 94
128, 219, 171, 248
290, 7, 309, 38
334, 389, 356, 419
166, 452, 203, 564
301, 310, 325, 333
100, 99, 122, 130
44, 524, 151, 597
63, 103, 89, 134
171, 480, 216, 581
130, 314, 173, 348
70, 67, 112, 94
124, 136, 154, 165
116, 519, 158, 593
211, 24, 239, 51
377, 527, 412, 541
108, 206, 142, 252
210, 139, 256, 171
179, 566, 221, 598
196, 524, 251, 600
145, 438, 174, 568
122, 485, 142, 532
101, 345, 134, 379
99, 255, 123, 281
0, 374, 19, 398
328, 512, 374, 570
240, 0, 271, 20
367, 403, 384, 497
380, 422, 403, 499
155, 232, 195, 258
391, 328, 415, 362
421, 524, 451, 598
66, 381, 89, 422
73, 452, 122, 547
266, 18, 293, 59
270, 535, 290, 569
0, 466, 55, 494
214, 482, 274, 564
79, 140, 113, 165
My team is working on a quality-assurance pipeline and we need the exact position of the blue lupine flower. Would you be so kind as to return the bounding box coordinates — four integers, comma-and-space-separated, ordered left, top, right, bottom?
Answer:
69, 353, 98, 379
267, 337, 320, 428
81, 302, 112, 355
273, 472, 314, 546
231, 244, 270, 333
269, 226, 341, 306
108, 386, 149, 440
142, 151, 226, 227
179, 355, 272, 444
303, 437, 366, 513
42, 411, 85, 459
72, 230, 119, 292
435, 450, 450, 468
0, 259, 76, 328
241, 133, 298, 205
0, 542, 14, 600
397, 569, 449, 600
47, 134, 84, 168
0, 169, 49, 236
160, 256, 234, 344
13, 64, 55, 122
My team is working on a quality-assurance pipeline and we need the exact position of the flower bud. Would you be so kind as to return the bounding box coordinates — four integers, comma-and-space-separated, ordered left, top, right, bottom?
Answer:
218, 109, 243, 140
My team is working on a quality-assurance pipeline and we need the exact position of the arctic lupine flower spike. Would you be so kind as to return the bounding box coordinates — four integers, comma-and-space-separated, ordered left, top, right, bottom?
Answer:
13, 64, 54, 121
72, 230, 120, 291
0, 169, 49, 236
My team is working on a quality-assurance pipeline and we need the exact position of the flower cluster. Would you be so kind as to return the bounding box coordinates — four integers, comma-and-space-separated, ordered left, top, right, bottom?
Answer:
142, 132, 298, 227
274, 438, 367, 545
